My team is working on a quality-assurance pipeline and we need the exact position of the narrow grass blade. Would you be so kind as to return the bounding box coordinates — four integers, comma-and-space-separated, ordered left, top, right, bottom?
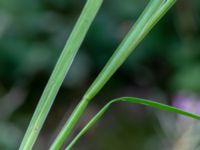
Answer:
19, 0, 103, 149
83, 0, 166, 102
51, 0, 176, 149
66, 97, 200, 150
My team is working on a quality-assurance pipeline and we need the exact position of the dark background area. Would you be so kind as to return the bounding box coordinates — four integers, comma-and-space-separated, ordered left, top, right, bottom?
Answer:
1, 0, 200, 149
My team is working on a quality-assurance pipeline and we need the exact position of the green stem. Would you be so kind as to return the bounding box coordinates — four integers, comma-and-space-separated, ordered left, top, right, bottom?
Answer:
19, 0, 103, 149
50, 96, 89, 150
50, 0, 174, 149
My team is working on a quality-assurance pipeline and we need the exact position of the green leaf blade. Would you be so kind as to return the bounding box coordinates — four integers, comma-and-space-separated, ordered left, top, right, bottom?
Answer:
66, 97, 200, 150
19, 0, 103, 149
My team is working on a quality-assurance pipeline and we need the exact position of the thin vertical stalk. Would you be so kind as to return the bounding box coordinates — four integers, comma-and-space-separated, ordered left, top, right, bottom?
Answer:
19, 0, 103, 149
50, 0, 172, 149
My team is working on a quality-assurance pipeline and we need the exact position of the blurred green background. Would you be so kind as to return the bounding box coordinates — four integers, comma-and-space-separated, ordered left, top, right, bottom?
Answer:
1, 0, 200, 149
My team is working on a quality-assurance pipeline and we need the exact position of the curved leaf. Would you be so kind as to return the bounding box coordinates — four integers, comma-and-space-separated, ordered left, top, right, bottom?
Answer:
66, 97, 200, 150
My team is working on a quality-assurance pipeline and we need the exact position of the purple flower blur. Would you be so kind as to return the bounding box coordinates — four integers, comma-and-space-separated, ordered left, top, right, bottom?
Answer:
172, 91, 200, 115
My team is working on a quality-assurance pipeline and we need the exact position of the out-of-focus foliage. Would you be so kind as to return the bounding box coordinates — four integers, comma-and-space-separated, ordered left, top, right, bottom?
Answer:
0, 0, 200, 149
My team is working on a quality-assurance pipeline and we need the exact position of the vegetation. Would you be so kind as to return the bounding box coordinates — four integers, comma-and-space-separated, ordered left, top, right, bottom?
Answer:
1, 0, 200, 149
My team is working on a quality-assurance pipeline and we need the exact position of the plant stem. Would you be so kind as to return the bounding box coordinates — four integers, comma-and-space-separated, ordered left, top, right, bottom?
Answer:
50, 0, 171, 149
50, 96, 89, 150
19, 0, 103, 149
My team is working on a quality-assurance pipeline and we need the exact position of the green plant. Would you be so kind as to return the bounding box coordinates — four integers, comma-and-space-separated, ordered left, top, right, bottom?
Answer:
19, 0, 200, 150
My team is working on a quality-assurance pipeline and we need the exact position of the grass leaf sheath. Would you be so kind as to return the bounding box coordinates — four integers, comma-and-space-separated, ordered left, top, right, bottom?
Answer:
19, 0, 103, 149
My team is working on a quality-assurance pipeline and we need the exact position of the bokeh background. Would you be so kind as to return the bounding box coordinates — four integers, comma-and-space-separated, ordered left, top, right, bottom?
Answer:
1, 0, 200, 149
